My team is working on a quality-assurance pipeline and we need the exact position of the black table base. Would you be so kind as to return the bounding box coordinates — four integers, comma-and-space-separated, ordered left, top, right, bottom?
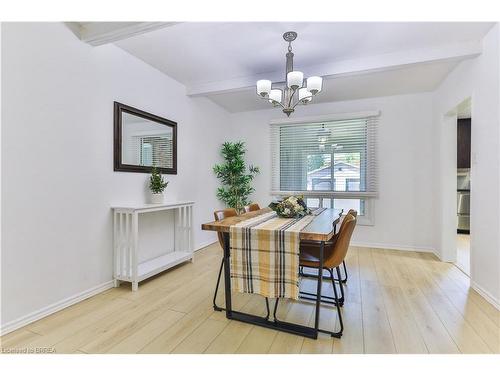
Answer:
221, 232, 340, 340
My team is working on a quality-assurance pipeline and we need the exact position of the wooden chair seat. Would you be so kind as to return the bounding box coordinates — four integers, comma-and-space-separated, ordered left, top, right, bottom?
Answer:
299, 243, 336, 268
299, 213, 356, 269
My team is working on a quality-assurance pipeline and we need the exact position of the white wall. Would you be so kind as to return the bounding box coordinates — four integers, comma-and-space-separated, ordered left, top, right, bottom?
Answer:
1, 22, 230, 330
228, 92, 436, 252
433, 24, 500, 306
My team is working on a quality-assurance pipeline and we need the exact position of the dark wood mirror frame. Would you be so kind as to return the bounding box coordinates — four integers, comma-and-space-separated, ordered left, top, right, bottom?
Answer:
114, 102, 177, 174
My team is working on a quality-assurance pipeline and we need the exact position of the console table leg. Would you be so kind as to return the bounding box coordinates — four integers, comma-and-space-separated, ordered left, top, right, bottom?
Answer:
131, 212, 139, 292
113, 279, 121, 288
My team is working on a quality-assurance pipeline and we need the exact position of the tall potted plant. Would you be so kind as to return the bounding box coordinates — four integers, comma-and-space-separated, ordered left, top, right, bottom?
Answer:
149, 166, 168, 204
213, 141, 260, 213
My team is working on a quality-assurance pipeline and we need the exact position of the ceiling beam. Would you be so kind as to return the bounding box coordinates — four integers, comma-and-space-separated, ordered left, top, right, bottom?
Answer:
66, 22, 179, 46
186, 41, 481, 97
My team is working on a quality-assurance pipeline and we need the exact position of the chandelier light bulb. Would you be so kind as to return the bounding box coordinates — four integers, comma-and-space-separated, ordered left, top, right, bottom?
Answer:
256, 80, 272, 97
269, 89, 282, 104
307, 76, 323, 95
298, 87, 312, 103
287, 71, 304, 89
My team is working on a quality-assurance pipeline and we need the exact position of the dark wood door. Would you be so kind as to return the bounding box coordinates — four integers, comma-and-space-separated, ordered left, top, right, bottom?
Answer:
457, 118, 471, 169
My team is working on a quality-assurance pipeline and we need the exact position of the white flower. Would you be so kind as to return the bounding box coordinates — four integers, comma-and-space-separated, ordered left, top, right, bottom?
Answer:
283, 208, 291, 215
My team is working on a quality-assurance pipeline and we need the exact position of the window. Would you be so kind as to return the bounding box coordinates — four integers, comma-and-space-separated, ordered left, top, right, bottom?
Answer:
305, 198, 365, 215
270, 113, 378, 224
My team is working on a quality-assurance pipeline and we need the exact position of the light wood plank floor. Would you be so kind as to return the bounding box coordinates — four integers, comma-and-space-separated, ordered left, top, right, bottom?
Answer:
456, 234, 470, 276
1, 244, 499, 354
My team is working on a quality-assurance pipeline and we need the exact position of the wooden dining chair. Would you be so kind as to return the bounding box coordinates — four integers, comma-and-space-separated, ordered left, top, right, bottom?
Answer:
298, 213, 357, 337
212, 208, 238, 311
244, 203, 260, 212
300, 209, 356, 284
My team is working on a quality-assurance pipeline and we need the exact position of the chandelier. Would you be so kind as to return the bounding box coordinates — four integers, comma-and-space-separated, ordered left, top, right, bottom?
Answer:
256, 31, 323, 117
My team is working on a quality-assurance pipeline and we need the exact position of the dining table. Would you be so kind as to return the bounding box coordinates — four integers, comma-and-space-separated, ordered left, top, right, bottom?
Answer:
201, 207, 342, 339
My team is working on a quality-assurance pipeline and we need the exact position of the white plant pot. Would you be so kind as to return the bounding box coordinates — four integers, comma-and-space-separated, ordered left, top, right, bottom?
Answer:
150, 192, 164, 204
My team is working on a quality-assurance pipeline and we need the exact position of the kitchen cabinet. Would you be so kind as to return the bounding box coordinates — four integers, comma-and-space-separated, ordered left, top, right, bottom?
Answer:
457, 118, 471, 169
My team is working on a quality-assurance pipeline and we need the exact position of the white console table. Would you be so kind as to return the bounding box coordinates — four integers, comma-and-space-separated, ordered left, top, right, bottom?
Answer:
112, 201, 194, 291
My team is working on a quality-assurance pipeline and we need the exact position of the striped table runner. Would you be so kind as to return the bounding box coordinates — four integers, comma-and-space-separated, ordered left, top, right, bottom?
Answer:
229, 209, 324, 300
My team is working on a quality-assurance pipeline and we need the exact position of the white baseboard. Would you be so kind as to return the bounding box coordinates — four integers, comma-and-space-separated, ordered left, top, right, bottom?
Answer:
0, 280, 114, 336
352, 241, 437, 254
471, 281, 500, 311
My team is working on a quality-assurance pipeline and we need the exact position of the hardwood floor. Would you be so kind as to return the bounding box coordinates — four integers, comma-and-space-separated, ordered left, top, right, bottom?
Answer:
456, 234, 470, 276
1, 243, 499, 354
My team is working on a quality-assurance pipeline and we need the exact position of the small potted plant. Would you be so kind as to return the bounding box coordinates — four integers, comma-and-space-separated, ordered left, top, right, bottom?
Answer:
149, 166, 168, 204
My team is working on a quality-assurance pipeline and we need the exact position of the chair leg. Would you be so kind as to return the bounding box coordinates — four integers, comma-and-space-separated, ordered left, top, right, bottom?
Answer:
299, 267, 345, 305
330, 268, 344, 337
273, 298, 280, 322
213, 258, 225, 311
265, 298, 270, 320
300, 266, 347, 284
341, 260, 348, 283
335, 267, 345, 306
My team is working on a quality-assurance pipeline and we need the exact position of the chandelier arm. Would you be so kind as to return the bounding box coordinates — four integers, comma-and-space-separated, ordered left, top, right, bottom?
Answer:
291, 94, 314, 109
287, 87, 298, 108
257, 94, 286, 109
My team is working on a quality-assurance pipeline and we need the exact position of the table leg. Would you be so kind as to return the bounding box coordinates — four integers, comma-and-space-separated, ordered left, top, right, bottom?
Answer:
213, 258, 225, 311
223, 232, 232, 318
131, 212, 139, 292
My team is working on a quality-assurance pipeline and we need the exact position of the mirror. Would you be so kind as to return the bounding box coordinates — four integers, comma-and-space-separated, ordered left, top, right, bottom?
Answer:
114, 102, 177, 174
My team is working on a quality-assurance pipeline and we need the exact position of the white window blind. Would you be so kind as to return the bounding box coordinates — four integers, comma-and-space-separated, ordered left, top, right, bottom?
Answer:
122, 134, 173, 168
270, 113, 378, 199
139, 135, 173, 168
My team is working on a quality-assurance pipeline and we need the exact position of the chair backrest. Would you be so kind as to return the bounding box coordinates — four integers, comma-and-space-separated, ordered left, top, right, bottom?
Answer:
337, 209, 357, 233
214, 208, 238, 249
327, 213, 357, 268
244, 203, 261, 213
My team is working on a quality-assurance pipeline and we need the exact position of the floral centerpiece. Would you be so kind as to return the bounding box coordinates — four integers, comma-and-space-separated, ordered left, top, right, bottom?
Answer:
269, 195, 312, 218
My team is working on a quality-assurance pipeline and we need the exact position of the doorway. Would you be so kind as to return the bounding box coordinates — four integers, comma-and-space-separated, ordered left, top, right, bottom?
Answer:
455, 99, 471, 275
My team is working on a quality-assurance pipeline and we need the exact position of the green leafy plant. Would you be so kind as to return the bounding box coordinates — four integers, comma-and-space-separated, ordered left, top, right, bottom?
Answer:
213, 141, 260, 213
149, 166, 168, 194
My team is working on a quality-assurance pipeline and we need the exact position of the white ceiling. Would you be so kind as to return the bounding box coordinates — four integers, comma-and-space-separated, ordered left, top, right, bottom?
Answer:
113, 22, 494, 112
207, 60, 460, 113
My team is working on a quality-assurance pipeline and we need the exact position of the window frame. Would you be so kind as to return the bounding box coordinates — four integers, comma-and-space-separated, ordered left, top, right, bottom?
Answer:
269, 111, 379, 226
